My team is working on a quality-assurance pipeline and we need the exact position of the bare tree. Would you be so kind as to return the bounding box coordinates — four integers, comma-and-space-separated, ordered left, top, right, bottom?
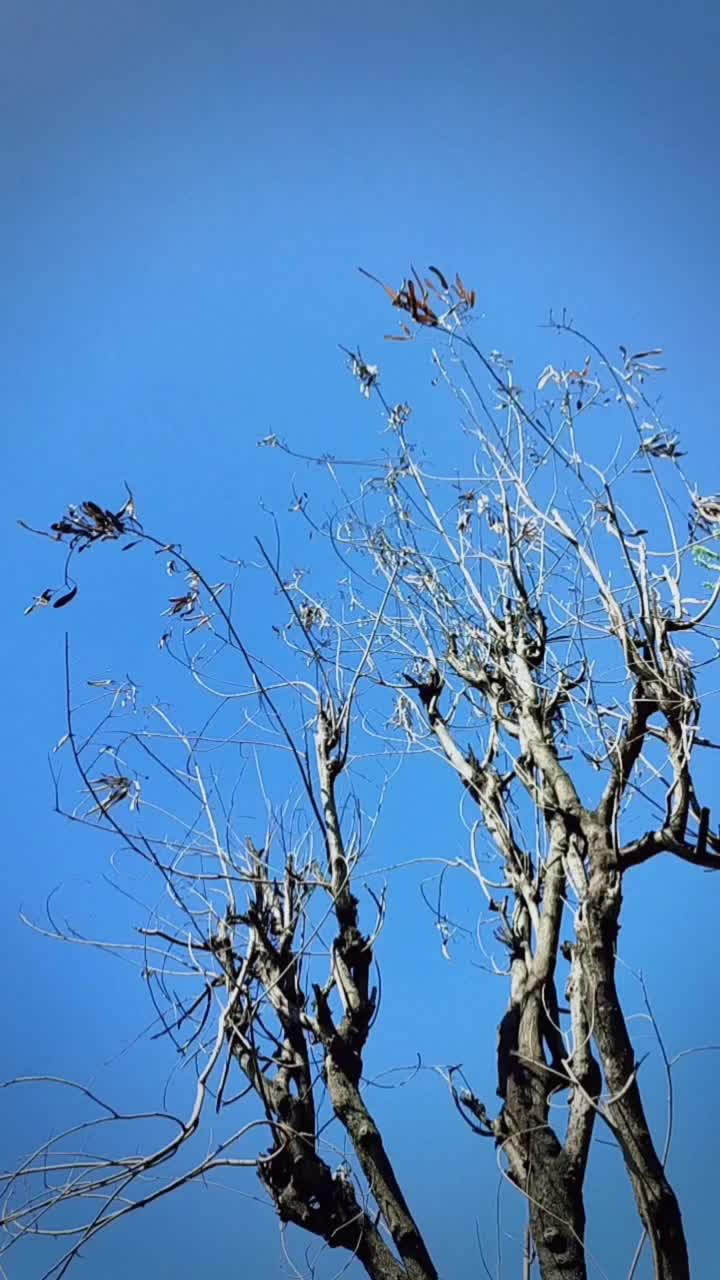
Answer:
6, 267, 720, 1280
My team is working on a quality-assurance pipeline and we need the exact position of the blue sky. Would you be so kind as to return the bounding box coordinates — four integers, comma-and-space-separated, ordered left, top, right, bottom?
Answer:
3, 1, 719, 1276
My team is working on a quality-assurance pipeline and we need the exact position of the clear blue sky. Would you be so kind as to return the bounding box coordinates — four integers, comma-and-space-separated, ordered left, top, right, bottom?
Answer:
2, 2, 719, 1276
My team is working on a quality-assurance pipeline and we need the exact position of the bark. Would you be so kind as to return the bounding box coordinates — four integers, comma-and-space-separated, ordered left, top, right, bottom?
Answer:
578, 859, 690, 1280
500, 998, 589, 1280
525, 1139, 587, 1280
258, 1133, 409, 1280
502, 1105, 588, 1280
325, 1053, 438, 1280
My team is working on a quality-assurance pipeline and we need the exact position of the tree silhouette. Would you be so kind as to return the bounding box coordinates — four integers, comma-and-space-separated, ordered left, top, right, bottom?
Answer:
6, 269, 720, 1280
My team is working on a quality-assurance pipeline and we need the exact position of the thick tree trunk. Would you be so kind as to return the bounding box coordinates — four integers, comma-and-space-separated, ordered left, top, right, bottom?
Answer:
502, 1085, 588, 1280
529, 1154, 587, 1280
579, 865, 690, 1280
500, 994, 589, 1280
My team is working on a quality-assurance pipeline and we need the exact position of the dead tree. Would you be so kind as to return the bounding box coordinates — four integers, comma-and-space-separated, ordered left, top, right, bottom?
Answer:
6, 267, 720, 1279
8, 506, 437, 1280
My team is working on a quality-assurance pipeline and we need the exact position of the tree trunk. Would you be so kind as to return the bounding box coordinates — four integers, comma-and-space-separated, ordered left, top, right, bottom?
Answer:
502, 1085, 588, 1280
500, 995, 588, 1280
527, 1144, 587, 1280
578, 866, 689, 1280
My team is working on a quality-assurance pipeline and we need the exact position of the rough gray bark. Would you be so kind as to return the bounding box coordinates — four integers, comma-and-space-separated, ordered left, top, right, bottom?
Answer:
501, 1011, 591, 1280
578, 861, 689, 1280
